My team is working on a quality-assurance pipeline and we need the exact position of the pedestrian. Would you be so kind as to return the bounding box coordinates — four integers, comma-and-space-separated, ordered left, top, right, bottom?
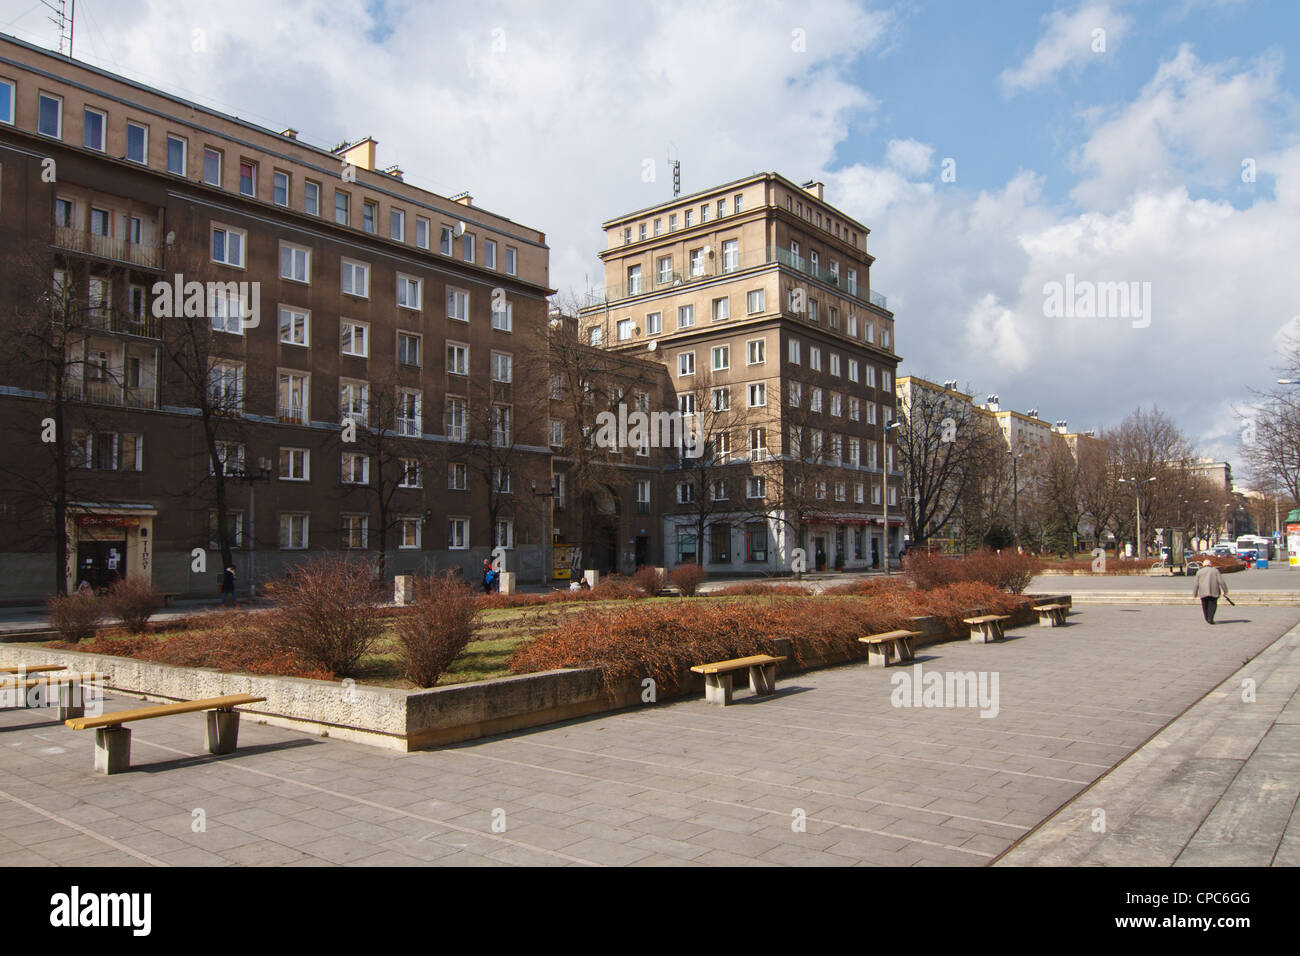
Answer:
482, 558, 495, 595
1192, 559, 1229, 625
220, 565, 237, 606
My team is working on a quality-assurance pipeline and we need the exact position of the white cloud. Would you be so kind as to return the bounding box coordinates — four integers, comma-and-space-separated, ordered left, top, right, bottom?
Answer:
1000, 1, 1130, 96
884, 138, 933, 176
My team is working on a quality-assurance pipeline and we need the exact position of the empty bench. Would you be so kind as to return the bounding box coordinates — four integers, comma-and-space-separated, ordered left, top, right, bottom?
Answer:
1, 672, 106, 720
1, 664, 67, 676
690, 655, 787, 706
1034, 603, 1069, 627
64, 694, 266, 774
963, 614, 1010, 643
858, 629, 920, 667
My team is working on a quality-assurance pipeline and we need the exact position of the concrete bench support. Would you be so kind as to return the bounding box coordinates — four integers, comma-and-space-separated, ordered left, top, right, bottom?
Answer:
703, 673, 733, 706
1035, 604, 1068, 627
94, 726, 131, 775
57, 681, 84, 721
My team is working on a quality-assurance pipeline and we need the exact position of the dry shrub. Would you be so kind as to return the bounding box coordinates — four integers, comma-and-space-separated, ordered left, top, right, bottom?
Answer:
669, 563, 708, 596
510, 582, 1028, 695
102, 577, 161, 633
822, 576, 912, 597
262, 556, 385, 678
397, 573, 481, 687
47, 590, 103, 643
904, 550, 1042, 593
632, 566, 667, 596
711, 581, 814, 596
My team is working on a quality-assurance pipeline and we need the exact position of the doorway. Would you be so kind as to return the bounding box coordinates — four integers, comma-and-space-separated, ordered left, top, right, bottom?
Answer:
77, 540, 126, 592
634, 535, 649, 568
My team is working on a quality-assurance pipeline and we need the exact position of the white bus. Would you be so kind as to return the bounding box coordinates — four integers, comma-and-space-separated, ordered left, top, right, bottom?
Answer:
1236, 535, 1273, 560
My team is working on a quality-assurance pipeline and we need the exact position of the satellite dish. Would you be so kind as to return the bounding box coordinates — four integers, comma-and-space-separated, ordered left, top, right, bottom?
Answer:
453, 221, 466, 238
703, 245, 713, 257
647, 341, 658, 352
165, 231, 176, 247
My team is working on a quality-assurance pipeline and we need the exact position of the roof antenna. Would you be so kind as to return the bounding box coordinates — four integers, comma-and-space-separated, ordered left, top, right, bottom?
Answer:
668, 142, 680, 198
41, 0, 74, 58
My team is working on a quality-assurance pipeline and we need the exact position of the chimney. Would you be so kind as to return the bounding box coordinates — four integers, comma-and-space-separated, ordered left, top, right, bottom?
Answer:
383, 165, 404, 181
801, 180, 825, 201
450, 191, 473, 206
280, 128, 299, 140
334, 137, 378, 171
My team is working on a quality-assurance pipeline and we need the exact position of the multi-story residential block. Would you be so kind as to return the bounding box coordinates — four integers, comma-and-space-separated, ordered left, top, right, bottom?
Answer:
0, 34, 553, 601
580, 174, 902, 572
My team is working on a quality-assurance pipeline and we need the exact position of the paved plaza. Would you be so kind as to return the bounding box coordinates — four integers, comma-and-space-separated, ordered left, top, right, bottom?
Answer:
1, 603, 1298, 866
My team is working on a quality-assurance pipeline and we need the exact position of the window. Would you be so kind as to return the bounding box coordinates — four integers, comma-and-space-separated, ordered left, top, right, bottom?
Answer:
203, 148, 221, 186
280, 514, 309, 550
712, 388, 730, 412
484, 239, 497, 269
645, 311, 662, 335
341, 452, 370, 485
848, 314, 859, 337
713, 431, 730, 462
883, 329, 892, 350
747, 339, 766, 365
788, 382, 802, 407
341, 259, 370, 297
399, 460, 422, 489
462, 233, 475, 262
492, 468, 513, 495
304, 180, 320, 216
208, 511, 244, 550
448, 462, 468, 490
717, 199, 726, 217
677, 482, 695, 504
653, 218, 662, 236
711, 481, 728, 503
340, 380, 369, 425
211, 226, 245, 267
872, 483, 882, 505
273, 170, 290, 206
89, 208, 109, 236
390, 208, 405, 241
684, 209, 694, 228
239, 161, 256, 197
448, 518, 470, 549
550, 420, 564, 447
746, 522, 767, 561
0, 78, 13, 125
657, 256, 673, 286
809, 300, 819, 323
679, 394, 696, 416
492, 405, 511, 445
883, 371, 892, 391
690, 248, 705, 277
505, 246, 517, 275
848, 438, 861, 466
811, 388, 823, 413
491, 351, 513, 383
810, 347, 822, 372
397, 389, 422, 436
848, 359, 859, 383
278, 307, 310, 346
748, 383, 766, 407
636, 479, 650, 513
397, 332, 422, 367
847, 270, 858, 296
211, 441, 244, 476
668, 213, 678, 232
750, 427, 767, 461
721, 239, 738, 273
334, 190, 349, 225
623, 227, 632, 245
125, 122, 147, 164
396, 274, 422, 310
711, 297, 729, 322
678, 304, 694, 328
446, 343, 469, 375
446, 288, 469, 321
712, 346, 729, 371
617, 318, 633, 341
166, 134, 186, 175
209, 362, 244, 413
209, 286, 246, 334
735, 194, 744, 213
788, 339, 801, 364
626, 264, 642, 295
416, 217, 430, 249
38, 92, 62, 138
399, 518, 421, 549
362, 200, 378, 232
491, 298, 513, 332
678, 352, 695, 376
747, 477, 765, 500
341, 321, 369, 357
866, 366, 876, 387
639, 224, 647, 241
588, 326, 603, 346
865, 323, 875, 345
280, 243, 310, 282
439, 226, 453, 255
830, 354, 841, 377
700, 203, 709, 223
747, 289, 765, 314
850, 397, 861, 422
279, 447, 309, 481
278, 371, 307, 423
495, 520, 514, 550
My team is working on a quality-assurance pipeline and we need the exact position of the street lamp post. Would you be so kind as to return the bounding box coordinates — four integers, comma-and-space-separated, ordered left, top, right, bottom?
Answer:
236, 459, 272, 599
1009, 450, 1023, 553
1119, 476, 1157, 559
531, 479, 554, 587
883, 420, 902, 574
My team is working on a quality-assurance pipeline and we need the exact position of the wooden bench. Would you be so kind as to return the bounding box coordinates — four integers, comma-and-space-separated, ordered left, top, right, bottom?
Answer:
858, 630, 920, 667
1034, 604, 1069, 627
963, 614, 1010, 643
690, 655, 787, 706
0, 664, 67, 676
65, 694, 266, 774
1, 672, 107, 720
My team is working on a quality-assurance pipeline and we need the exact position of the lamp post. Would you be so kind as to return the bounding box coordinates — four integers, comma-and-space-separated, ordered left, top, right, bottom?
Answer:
1009, 450, 1024, 553
236, 459, 272, 598
531, 479, 554, 587
883, 420, 902, 574
1119, 476, 1156, 559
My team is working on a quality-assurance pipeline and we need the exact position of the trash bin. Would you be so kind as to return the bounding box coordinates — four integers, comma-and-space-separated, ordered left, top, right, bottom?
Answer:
1257, 558, 1269, 569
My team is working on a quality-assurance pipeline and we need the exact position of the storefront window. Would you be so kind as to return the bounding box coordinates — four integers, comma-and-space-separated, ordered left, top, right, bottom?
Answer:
746, 523, 767, 562
677, 529, 697, 564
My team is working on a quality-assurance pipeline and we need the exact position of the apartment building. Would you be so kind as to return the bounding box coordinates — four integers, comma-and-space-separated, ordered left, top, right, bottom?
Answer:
0, 34, 552, 601
579, 173, 902, 572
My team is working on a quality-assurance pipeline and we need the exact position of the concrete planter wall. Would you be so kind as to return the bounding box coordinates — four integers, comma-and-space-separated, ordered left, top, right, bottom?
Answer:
2, 594, 1068, 751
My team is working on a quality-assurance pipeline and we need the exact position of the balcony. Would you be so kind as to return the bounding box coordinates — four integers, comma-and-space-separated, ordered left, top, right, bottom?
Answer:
54, 226, 162, 271
68, 379, 157, 409
395, 417, 421, 437
278, 404, 307, 425
87, 311, 160, 339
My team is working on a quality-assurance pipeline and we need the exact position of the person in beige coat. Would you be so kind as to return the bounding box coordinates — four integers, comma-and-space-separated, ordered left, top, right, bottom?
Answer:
1192, 561, 1229, 624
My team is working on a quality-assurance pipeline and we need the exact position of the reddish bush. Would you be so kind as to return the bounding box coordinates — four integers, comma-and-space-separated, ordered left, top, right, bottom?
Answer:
821, 576, 912, 597
904, 550, 1042, 593
397, 572, 481, 687
669, 563, 708, 596
102, 577, 161, 633
262, 556, 385, 677
711, 581, 813, 596
632, 566, 667, 596
47, 590, 103, 643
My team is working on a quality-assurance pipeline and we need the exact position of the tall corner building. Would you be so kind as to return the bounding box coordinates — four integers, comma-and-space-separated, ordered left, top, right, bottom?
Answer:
0, 33, 553, 600
578, 173, 902, 572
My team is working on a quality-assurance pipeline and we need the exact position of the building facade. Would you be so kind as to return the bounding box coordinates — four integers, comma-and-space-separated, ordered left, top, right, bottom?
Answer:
0, 34, 553, 601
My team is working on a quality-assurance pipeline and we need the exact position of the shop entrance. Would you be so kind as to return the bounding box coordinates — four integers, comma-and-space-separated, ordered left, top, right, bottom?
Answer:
77, 540, 127, 592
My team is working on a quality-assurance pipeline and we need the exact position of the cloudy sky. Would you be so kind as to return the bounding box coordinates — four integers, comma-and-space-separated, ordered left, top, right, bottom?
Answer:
3, 0, 1295, 469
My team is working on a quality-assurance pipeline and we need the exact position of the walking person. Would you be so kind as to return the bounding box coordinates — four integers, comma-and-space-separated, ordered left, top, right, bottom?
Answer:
1192, 559, 1229, 624
482, 558, 495, 595
220, 564, 237, 607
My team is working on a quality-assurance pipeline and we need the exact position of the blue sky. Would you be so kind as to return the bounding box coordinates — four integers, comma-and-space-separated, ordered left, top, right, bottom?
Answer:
1, 0, 1296, 470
